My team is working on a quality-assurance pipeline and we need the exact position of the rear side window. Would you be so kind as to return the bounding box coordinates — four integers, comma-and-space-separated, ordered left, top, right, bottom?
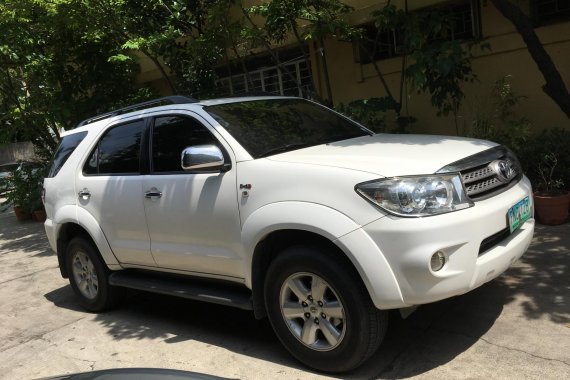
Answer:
48, 132, 87, 178
84, 119, 145, 175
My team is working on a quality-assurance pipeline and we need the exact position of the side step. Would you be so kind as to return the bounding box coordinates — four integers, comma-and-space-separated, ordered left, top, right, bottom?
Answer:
109, 270, 253, 310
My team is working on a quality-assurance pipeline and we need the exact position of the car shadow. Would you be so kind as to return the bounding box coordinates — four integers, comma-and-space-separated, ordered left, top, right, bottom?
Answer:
354, 280, 508, 379
43, 222, 569, 378
44, 278, 504, 378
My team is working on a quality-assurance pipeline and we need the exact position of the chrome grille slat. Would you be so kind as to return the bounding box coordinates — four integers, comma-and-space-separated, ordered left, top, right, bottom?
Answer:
465, 177, 504, 196
462, 166, 495, 185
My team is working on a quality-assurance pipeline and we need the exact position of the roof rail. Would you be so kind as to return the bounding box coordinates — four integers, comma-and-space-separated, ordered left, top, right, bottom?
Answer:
75, 95, 199, 128
228, 91, 281, 98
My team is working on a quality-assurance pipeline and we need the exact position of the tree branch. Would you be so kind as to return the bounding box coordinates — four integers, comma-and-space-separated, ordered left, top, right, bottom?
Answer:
240, 6, 305, 97
491, 0, 570, 119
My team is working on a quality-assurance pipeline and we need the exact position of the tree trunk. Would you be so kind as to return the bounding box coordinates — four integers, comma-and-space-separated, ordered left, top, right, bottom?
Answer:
291, 23, 322, 101
146, 52, 176, 95
318, 37, 334, 106
491, 0, 570, 119
363, 30, 398, 109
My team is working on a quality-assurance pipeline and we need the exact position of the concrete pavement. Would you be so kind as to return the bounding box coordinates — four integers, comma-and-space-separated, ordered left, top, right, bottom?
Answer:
0, 209, 568, 379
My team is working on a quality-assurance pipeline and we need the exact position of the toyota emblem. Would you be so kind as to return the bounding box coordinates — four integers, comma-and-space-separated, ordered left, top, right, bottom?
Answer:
490, 160, 517, 183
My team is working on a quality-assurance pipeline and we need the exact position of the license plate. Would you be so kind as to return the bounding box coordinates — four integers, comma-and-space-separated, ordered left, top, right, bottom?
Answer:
508, 196, 531, 233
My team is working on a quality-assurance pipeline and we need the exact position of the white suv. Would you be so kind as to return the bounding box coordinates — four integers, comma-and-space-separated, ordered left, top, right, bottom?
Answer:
44, 96, 534, 372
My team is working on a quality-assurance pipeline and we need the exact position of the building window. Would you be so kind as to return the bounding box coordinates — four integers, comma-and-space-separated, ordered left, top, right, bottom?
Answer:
354, 26, 399, 64
354, 0, 481, 64
533, 0, 570, 26
215, 48, 313, 97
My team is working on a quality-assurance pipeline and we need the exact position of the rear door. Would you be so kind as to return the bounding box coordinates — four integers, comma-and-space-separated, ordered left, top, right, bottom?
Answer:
76, 118, 155, 267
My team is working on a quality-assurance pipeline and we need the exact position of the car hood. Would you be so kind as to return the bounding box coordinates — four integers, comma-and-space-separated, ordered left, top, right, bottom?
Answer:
266, 134, 497, 177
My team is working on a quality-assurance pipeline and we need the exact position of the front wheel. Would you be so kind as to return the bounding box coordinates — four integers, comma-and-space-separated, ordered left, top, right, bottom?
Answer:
66, 236, 123, 312
264, 246, 388, 372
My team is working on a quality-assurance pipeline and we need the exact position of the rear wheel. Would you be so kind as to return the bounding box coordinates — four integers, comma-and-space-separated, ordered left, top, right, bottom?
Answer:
66, 236, 123, 312
264, 246, 388, 372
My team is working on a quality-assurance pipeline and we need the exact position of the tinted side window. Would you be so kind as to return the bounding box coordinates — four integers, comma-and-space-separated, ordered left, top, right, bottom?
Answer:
152, 116, 218, 173
84, 120, 145, 175
48, 132, 87, 178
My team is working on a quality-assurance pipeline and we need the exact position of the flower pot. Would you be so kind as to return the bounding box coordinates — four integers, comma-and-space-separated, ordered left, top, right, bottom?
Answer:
33, 209, 47, 222
533, 190, 570, 225
13, 205, 31, 221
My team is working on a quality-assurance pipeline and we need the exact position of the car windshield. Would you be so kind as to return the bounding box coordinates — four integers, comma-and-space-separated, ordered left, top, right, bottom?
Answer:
204, 98, 371, 158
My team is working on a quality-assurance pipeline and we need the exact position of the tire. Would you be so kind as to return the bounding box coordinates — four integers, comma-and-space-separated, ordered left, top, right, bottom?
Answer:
264, 245, 388, 373
65, 236, 124, 312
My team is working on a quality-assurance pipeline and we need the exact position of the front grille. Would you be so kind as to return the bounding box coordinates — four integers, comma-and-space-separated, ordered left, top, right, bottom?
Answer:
462, 170, 505, 197
461, 161, 518, 200
437, 146, 522, 201
479, 227, 510, 256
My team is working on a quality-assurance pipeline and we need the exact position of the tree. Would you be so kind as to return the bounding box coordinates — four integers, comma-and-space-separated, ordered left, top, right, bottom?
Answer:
0, 0, 153, 157
490, 0, 570, 119
248, 0, 358, 104
349, 1, 484, 133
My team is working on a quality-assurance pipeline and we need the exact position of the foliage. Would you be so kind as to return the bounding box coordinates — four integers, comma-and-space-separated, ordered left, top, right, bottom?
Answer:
469, 75, 531, 152
249, 0, 357, 43
335, 97, 415, 133
0, 0, 154, 158
372, 3, 483, 117
248, 0, 358, 102
517, 128, 570, 193
100, 0, 224, 98
467, 76, 568, 192
0, 163, 48, 213
535, 153, 564, 194
349, 2, 488, 131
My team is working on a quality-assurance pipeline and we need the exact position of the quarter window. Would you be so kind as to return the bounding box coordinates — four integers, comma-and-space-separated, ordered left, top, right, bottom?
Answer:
84, 119, 145, 175
48, 132, 87, 178
151, 115, 218, 173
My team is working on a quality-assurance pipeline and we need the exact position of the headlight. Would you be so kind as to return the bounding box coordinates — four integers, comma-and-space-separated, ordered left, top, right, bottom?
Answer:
355, 174, 473, 217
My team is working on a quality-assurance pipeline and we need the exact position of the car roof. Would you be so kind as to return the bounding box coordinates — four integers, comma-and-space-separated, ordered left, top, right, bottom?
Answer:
63, 95, 301, 137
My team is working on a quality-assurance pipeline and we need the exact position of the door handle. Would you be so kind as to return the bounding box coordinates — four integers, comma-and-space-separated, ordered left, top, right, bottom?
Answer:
78, 188, 91, 200
145, 188, 162, 199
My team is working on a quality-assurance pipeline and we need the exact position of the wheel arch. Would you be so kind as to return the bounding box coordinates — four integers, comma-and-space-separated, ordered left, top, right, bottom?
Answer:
54, 206, 120, 278
250, 228, 367, 319
242, 202, 405, 317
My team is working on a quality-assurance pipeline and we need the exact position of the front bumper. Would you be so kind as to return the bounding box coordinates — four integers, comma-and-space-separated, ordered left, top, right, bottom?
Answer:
337, 176, 534, 309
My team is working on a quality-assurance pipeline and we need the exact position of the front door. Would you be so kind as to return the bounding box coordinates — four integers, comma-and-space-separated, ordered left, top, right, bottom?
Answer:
142, 113, 243, 279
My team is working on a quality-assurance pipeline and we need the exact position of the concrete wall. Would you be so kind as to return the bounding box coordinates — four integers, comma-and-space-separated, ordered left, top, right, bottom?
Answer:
0, 142, 35, 165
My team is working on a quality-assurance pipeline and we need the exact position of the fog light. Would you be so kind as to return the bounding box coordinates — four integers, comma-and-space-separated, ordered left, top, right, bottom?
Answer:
430, 251, 446, 271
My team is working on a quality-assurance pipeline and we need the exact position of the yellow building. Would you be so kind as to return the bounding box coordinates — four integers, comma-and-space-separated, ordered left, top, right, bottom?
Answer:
137, 0, 570, 135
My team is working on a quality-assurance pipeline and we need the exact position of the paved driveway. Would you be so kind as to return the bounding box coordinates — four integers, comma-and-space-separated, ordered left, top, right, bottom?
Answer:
0, 210, 568, 379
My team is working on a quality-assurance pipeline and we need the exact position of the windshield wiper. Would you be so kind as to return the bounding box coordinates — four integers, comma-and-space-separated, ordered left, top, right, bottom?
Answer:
258, 143, 313, 158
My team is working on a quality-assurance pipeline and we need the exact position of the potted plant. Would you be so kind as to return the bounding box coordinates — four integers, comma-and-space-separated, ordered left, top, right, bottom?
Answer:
0, 163, 47, 222
533, 153, 570, 225
0, 165, 31, 221
29, 190, 46, 222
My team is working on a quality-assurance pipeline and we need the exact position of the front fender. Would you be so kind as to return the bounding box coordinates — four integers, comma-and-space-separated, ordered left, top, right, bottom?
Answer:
241, 202, 403, 309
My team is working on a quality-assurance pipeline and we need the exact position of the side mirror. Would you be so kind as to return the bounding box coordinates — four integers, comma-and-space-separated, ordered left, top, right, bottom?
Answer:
181, 145, 225, 171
